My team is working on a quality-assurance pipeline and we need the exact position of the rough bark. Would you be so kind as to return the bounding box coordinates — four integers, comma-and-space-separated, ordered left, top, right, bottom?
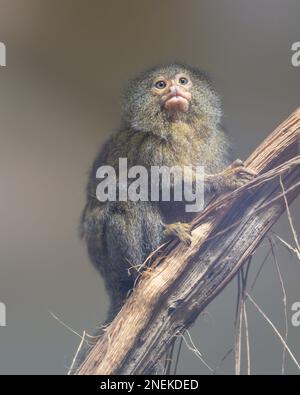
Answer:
76, 108, 300, 375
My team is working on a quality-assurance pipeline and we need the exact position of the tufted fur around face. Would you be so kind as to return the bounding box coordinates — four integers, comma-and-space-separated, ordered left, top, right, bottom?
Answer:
122, 63, 223, 136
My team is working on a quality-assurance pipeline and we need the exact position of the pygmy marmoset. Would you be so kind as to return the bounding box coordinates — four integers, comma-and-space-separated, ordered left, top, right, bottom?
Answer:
80, 63, 255, 326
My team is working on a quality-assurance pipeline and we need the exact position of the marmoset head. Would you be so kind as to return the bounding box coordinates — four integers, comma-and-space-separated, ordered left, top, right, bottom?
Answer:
122, 63, 222, 134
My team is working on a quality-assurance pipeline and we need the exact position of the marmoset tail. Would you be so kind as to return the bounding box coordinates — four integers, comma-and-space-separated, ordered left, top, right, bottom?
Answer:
75, 63, 255, 369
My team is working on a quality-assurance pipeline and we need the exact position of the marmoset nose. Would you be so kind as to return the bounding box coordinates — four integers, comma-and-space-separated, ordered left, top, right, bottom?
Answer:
169, 85, 180, 94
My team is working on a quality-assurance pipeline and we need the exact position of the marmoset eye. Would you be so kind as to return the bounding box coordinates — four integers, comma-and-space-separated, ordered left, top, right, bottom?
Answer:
155, 80, 167, 89
179, 77, 189, 85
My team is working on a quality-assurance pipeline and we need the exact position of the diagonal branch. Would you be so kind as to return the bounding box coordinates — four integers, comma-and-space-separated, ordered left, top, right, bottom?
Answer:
76, 108, 300, 375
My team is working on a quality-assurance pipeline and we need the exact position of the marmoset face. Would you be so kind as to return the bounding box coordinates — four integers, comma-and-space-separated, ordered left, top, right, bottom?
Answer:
151, 72, 193, 113
122, 63, 221, 133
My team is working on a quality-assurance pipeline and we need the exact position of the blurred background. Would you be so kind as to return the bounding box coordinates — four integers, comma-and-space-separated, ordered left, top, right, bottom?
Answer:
0, 0, 299, 374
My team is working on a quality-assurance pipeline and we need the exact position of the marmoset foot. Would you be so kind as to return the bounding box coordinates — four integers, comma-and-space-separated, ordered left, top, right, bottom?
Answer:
218, 159, 257, 191
164, 222, 193, 245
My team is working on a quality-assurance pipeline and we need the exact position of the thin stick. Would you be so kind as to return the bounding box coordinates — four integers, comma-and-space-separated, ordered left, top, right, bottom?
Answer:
235, 272, 242, 327
49, 312, 90, 345
246, 294, 300, 372
234, 270, 243, 375
241, 262, 251, 376
275, 234, 300, 261
243, 304, 251, 375
181, 331, 213, 372
68, 331, 86, 375
212, 348, 233, 375
173, 336, 184, 375
249, 249, 271, 293
269, 237, 289, 375
280, 176, 300, 253
164, 340, 176, 375
235, 262, 251, 376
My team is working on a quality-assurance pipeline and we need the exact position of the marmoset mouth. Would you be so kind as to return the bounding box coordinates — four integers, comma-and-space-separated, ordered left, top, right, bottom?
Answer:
162, 89, 191, 112
164, 95, 189, 112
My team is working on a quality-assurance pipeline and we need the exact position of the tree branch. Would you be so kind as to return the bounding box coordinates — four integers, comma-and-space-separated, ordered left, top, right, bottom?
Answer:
76, 108, 300, 375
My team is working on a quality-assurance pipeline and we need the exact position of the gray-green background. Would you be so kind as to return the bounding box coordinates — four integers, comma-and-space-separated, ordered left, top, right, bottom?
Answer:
0, 0, 299, 374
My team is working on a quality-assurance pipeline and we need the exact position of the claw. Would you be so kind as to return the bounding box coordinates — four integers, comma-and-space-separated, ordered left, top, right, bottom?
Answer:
222, 160, 257, 190
231, 158, 244, 168
164, 222, 192, 245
